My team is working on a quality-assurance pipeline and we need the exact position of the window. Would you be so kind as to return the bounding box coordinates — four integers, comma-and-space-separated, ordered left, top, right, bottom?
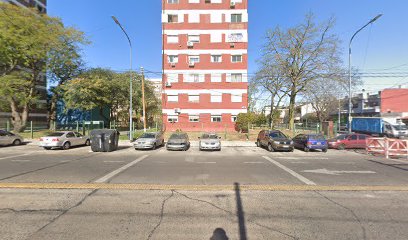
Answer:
231, 14, 242, 23
189, 0, 200, 3
74, 132, 83, 137
211, 93, 222, 102
188, 55, 200, 64
168, 55, 178, 63
188, 35, 200, 43
167, 115, 179, 123
211, 55, 222, 63
188, 95, 200, 102
168, 0, 179, 3
231, 73, 242, 82
210, 33, 222, 42
227, 33, 244, 42
168, 14, 178, 23
211, 115, 222, 122
66, 132, 75, 138
231, 115, 237, 122
350, 135, 358, 140
231, 94, 242, 102
211, 73, 222, 82
189, 13, 200, 23
184, 73, 202, 83
167, 35, 179, 43
210, 13, 222, 23
358, 135, 367, 140
231, 55, 242, 63
189, 115, 200, 122
167, 95, 178, 102
167, 73, 179, 83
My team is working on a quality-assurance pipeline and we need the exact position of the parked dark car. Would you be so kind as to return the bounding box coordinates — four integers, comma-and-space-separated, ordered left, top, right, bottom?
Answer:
292, 134, 328, 152
328, 133, 369, 150
166, 132, 190, 151
256, 130, 294, 152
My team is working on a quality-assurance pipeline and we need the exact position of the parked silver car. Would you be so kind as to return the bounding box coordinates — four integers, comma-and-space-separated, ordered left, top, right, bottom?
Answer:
166, 132, 190, 151
134, 132, 164, 150
199, 133, 221, 151
39, 131, 90, 150
0, 130, 23, 146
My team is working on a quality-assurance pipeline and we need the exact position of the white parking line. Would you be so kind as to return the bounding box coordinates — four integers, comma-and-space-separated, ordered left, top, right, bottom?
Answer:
263, 156, 316, 186
94, 155, 149, 183
0, 153, 31, 160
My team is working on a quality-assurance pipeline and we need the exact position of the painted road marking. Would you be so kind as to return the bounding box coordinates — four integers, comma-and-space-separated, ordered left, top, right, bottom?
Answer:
0, 153, 31, 160
244, 162, 265, 164
196, 162, 217, 164
302, 168, 376, 175
103, 161, 125, 163
0, 182, 407, 191
263, 156, 316, 186
94, 155, 149, 183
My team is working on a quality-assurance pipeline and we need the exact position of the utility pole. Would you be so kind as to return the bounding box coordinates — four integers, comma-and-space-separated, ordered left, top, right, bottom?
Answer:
141, 67, 147, 132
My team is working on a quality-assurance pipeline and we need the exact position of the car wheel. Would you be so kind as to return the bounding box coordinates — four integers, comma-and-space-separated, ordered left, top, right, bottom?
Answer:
13, 139, 22, 146
322, 148, 328, 153
304, 146, 310, 152
256, 140, 260, 147
268, 144, 274, 152
85, 139, 90, 146
152, 144, 156, 150
338, 144, 345, 150
62, 142, 71, 150
289, 148, 294, 152
43, 147, 52, 150
162, 140, 165, 146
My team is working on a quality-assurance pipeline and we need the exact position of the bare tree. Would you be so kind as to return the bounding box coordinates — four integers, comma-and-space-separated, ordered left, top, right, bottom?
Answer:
260, 13, 343, 130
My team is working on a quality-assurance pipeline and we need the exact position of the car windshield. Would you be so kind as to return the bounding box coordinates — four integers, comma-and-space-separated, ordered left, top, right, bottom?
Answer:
201, 134, 218, 139
336, 134, 347, 140
140, 133, 156, 138
308, 135, 326, 141
47, 132, 65, 137
269, 132, 286, 138
170, 134, 186, 139
393, 125, 408, 130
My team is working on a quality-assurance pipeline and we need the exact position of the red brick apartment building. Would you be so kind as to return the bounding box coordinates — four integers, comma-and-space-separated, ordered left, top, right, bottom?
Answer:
161, 0, 248, 132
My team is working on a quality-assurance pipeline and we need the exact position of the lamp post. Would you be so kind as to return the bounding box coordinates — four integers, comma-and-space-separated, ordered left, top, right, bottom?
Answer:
348, 14, 382, 133
112, 16, 133, 141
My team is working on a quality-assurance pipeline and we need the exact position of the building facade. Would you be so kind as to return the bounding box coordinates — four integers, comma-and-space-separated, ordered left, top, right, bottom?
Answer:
0, 0, 48, 128
161, 0, 248, 132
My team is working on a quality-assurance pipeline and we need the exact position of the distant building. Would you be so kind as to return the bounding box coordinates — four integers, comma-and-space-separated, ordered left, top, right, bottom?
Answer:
147, 78, 163, 101
0, 0, 48, 128
380, 88, 408, 119
161, 0, 249, 132
262, 106, 288, 124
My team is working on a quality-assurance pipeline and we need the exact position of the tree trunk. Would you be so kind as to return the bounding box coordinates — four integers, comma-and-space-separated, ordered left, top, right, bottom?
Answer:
10, 98, 28, 133
49, 93, 58, 131
269, 95, 275, 129
288, 91, 297, 130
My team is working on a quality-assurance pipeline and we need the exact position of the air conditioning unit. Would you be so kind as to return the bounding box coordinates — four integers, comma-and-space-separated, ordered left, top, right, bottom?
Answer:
187, 41, 194, 47
230, 1, 236, 8
170, 62, 176, 67
230, 42, 235, 48
188, 61, 195, 67
174, 108, 181, 114
165, 82, 172, 87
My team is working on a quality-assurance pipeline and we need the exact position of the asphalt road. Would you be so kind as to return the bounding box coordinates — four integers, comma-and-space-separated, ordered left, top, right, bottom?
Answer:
1, 143, 408, 239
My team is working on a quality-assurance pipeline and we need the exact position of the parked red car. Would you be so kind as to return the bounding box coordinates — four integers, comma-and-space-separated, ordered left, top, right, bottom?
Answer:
328, 133, 370, 150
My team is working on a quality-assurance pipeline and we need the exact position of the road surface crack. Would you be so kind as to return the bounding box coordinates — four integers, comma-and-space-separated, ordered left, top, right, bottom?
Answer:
315, 191, 367, 240
146, 190, 175, 240
0, 208, 65, 213
29, 189, 98, 238
174, 191, 298, 240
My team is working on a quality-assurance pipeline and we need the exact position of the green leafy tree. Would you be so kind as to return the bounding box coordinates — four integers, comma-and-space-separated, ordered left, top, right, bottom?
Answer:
0, 3, 86, 132
236, 112, 257, 132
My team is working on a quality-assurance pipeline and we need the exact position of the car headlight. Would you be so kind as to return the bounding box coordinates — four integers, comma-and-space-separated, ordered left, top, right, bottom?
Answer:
274, 141, 280, 144
290, 141, 294, 145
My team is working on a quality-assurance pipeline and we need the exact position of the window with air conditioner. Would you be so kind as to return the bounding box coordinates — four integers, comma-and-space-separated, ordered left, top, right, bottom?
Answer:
211, 93, 222, 103
168, 55, 178, 63
188, 56, 200, 64
167, 35, 179, 43
231, 55, 242, 63
167, 0, 179, 4
189, 115, 200, 122
168, 14, 179, 23
167, 95, 179, 102
231, 73, 243, 82
211, 115, 222, 122
167, 115, 179, 123
231, 94, 242, 102
211, 55, 222, 63
188, 95, 200, 102
231, 14, 242, 23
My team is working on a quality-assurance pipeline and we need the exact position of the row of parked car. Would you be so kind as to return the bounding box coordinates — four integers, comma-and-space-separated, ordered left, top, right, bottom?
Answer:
1, 129, 371, 152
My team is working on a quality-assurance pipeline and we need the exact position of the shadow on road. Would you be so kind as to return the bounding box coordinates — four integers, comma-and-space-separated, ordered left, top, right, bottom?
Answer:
210, 228, 229, 240
234, 182, 248, 240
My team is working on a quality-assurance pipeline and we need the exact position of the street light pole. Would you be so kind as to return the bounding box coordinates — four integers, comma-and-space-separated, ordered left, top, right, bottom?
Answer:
348, 14, 382, 133
112, 16, 133, 141
141, 67, 147, 132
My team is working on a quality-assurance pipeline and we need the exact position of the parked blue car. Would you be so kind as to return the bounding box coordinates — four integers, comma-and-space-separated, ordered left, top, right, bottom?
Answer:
292, 134, 328, 152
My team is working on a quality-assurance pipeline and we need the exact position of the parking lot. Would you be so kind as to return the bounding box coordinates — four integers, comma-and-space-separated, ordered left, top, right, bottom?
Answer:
1, 143, 408, 239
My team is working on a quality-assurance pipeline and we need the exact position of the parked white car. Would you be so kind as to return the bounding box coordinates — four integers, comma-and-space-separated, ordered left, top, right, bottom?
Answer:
39, 131, 90, 150
199, 133, 221, 151
0, 130, 23, 146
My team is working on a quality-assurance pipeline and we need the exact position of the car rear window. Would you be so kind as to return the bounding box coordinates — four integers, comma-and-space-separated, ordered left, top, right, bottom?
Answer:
47, 132, 65, 137
308, 135, 326, 141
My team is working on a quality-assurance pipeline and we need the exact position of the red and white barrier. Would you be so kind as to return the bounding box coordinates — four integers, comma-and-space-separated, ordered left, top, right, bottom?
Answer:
366, 137, 408, 159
